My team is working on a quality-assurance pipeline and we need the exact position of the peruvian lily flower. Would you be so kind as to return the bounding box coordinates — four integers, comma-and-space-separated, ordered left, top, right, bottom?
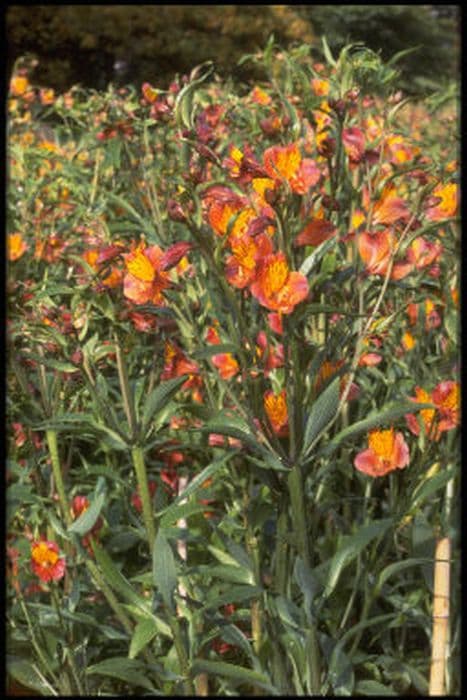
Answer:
406, 381, 459, 441
250, 252, 309, 314
123, 242, 171, 305
264, 388, 289, 437
357, 229, 413, 280
31, 540, 66, 583
354, 428, 409, 477
425, 182, 458, 221
263, 142, 321, 195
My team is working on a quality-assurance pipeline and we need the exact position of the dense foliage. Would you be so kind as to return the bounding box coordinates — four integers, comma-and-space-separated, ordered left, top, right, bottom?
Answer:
7, 39, 460, 696
6, 5, 459, 95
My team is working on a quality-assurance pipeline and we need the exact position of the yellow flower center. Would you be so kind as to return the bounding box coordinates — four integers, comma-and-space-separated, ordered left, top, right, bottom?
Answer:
32, 542, 59, 568
263, 258, 289, 296
368, 429, 396, 462
264, 391, 288, 429
126, 247, 155, 282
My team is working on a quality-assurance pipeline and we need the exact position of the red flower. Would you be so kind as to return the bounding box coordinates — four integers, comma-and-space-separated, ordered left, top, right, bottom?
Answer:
294, 218, 336, 247
354, 428, 409, 477
31, 540, 66, 583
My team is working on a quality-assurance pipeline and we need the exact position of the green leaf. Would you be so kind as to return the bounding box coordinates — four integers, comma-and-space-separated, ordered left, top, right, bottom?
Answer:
128, 618, 159, 660
410, 466, 457, 510
192, 343, 238, 360
191, 660, 277, 694
152, 529, 177, 612
68, 477, 106, 535
355, 680, 397, 696
86, 657, 157, 693
324, 518, 393, 597
321, 36, 337, 67
375, 558, 430, 594
318, 401, 434, 459
160, 501, 212, 528
92, 541, 152, 615
174, 61, 213, 131
7, 657, 55, 695
200, 584, 262, 612
301, 375, 340, 458
141, 375, 186, 433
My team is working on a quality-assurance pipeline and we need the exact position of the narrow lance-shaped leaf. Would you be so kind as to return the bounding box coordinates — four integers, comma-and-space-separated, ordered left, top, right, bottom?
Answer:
191, 660, 277, 694
128, 618, 159, 660
301, 375, 341, 459
141, 375, 186, 433
152, 530, 177, 613
324, 518, 393, 598
92, 540, 152, 615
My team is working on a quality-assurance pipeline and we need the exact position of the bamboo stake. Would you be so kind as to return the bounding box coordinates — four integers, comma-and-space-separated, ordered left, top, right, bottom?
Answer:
429, 537, 451, 696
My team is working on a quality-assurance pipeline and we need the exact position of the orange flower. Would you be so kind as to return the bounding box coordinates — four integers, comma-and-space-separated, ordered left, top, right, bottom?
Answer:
401, 331, 416, 351
205, 325, 240, 380
31, 540, 66, 583
425, 183, 458, 221
263, 143, 320, 195
250, 86, 272, 105
10, 75, 30, 97
406, 381, 459, 441
212, 353, 240, 380
354, 428, 409, 477
384, 134, 419, 164
161, 341, 203, 402
123, 242, 171, 305
264, 389, 289, 437
8, 233, 28, 261
432, 381, 460, 433
311, 77, 330, 96
226, 231, 273, 289
250, 252, 309, 314
357, 229, 413, 280
294, 218, 336, 247
371, 185, 410, 227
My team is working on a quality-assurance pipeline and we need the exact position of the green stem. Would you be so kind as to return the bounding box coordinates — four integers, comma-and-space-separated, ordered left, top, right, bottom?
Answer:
19, 597, 60, 688
131, 445, 156, 550
168, 616, 195, 696
114, 335, 138, 442
84, 558, 133, 635
273, 496, 289, 596
51, 585, 84, 695
46, 430, 71, 527
287, 464, 311, 568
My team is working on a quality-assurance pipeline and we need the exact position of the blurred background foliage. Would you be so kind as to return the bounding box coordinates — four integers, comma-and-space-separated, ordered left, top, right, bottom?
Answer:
6, 4, 460, 95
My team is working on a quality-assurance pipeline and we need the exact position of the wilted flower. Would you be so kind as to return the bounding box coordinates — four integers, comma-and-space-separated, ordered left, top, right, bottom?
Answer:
354, 428, 409, 477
